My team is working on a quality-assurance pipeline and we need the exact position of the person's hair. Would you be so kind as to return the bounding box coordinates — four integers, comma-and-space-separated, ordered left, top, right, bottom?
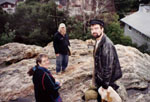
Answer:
58, 23, 66, 32
36, 54, 48, 66
27, 54, 48, 76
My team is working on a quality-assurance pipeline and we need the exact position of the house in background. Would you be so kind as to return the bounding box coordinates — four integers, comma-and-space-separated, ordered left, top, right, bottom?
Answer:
0, 0, 26, 14
0, 0, 18, 14
121, 4, 150, 51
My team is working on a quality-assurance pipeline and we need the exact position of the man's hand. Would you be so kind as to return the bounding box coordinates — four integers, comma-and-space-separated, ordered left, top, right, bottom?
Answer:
98, 86, 108, 100
56, 54, 59, 56
55, 79, 62, 86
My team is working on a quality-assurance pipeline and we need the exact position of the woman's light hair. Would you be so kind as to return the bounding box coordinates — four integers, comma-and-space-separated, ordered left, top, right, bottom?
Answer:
58, 23, 66, 32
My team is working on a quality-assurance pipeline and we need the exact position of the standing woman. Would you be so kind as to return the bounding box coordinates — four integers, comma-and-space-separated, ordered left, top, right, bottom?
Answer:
53, 23, 70, 74
28, 54, 62, 102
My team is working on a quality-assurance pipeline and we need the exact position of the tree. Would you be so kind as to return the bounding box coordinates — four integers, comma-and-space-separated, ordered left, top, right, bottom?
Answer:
114, 0, 139, 18
10, 1, 66, 46
0, 8, 8, 36
25, 0, 40, 4
0, 8, 15, 45
105, 14, 132, 45
65, 17, 91, 41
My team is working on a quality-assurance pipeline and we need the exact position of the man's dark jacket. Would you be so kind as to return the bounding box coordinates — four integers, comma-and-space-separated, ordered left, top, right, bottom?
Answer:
94, 34, 122, 90
53, 32, 70, 55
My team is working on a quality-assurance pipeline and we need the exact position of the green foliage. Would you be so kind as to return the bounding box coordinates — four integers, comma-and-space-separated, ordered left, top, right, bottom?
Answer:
114, 0, 139, 18
66, 17, 91, 40
25, 0, 40, 4
0, 8, 9, 35
0, 32, 15, 45
137, 43, 150, 54
9, 1, 65, 46
1, 0, 91, 46
105, 14, 132, 46
0, 10, 14, 46
0, 0, 141, 48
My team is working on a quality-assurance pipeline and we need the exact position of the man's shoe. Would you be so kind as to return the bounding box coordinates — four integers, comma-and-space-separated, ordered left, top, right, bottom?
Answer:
56, 72, 61, 75
61, 70, 65, 74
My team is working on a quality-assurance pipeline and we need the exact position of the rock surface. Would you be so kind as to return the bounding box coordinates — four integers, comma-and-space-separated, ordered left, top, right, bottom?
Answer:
0, 40, 150, 102
0, 43, 43, 68
116, 45, 150, 90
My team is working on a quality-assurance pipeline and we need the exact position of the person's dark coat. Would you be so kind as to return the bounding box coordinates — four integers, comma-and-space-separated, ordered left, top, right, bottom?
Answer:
33, 66, 60, 102
53, 32, 70, 55
94, 34, 122, 90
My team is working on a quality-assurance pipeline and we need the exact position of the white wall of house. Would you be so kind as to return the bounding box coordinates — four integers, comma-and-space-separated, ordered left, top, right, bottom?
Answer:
1, 3, 16, 14
3, 6, 15, 14
124, 24, 150, 50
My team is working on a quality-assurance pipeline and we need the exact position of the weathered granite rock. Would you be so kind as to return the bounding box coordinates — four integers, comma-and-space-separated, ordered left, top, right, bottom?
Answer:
135, 94, 150, 102
0, 43, 43, 67
116, 45, 150, 89
0, 40, 150, 102
0, 59, 35, 102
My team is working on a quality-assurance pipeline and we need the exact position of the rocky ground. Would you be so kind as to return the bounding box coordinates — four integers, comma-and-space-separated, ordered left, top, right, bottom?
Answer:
0, 39, 150, 102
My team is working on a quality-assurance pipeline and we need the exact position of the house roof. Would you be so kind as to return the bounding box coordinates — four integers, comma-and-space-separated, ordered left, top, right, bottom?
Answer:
0, 0, 17, 5
121, 6, 150, 38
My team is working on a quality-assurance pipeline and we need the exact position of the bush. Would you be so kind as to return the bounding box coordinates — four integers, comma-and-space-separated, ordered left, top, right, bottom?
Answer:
105, 14, 132, 46
0, 32, 15, 45
0, 8, 9, 41
66, 17, 91, 41
137, 43, 150, 54
9, 1, 66, 46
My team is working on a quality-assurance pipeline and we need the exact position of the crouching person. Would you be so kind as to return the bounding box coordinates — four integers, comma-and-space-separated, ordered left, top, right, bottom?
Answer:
28, 54, 62, 102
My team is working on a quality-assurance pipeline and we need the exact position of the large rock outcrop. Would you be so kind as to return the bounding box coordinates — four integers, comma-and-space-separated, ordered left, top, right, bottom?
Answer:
116, 45, 150, 89
0, 43, 43, 68
0, 40, 150, 102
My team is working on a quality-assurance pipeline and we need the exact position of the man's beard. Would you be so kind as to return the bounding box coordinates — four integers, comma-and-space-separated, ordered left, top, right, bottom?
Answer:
92, 33, 102, 39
